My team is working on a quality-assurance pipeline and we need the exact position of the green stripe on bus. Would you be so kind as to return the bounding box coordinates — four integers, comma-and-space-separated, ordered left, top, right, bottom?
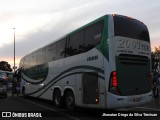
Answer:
23, 66, 104, 96
96, 15, 109, 61
22, 65, 104, 85
28, 72, 104, 97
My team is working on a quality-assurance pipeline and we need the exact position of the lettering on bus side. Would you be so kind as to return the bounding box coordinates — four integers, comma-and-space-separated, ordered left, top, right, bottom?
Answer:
87, 55, 98, 62
118, 39, 149, 51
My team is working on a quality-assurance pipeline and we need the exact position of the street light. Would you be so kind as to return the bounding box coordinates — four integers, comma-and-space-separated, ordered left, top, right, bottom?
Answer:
13, 28, 16, 72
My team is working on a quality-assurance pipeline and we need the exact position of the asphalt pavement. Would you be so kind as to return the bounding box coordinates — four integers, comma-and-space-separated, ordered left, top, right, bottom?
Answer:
0, 88, 160, 120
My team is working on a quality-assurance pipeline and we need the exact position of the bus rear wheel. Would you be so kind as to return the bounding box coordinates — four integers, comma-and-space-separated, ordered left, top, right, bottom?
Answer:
64, 91, 75, 111
53, 89, 62, 108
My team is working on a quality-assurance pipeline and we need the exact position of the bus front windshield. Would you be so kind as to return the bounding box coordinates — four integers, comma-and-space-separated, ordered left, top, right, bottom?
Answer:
113, 15, 150, 42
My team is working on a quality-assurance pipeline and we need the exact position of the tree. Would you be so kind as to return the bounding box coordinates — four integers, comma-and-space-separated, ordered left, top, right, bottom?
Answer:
152, 46, 160, 76
0, 61, 12, 71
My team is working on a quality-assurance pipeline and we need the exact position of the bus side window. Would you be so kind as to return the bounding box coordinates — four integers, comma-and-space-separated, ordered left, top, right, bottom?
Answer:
67, 30, 85, 56
55, 38, 66, 60
24, 55, 30, 68
36, 48, 46, 65
46, 43, 56, 62
20, 58, 25, 68
85, 21, 103, 51
29, 52, 36, 66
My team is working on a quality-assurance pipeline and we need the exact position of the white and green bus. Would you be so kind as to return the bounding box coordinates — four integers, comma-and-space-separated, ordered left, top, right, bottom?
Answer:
19, 14, 152, 110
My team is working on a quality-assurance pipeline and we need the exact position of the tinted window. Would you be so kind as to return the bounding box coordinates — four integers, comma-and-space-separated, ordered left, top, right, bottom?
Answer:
19, 58, 25, 68
68, 30, 85, 56
85, 21, 103, 51
56, 38, 66, 60
46, 43, 56, 62
29, 52, 36, 66
0, 72, 6, 76
22, 21, 104, 64
24, 55, 30, 68
36, 48, 46, 65
114, 15, 150, 42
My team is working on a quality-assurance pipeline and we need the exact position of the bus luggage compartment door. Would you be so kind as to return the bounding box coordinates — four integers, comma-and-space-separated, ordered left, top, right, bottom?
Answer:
82, 73, 99, 104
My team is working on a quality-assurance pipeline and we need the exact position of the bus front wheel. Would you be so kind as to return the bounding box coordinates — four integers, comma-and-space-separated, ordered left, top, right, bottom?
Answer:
64, 91, 75, 111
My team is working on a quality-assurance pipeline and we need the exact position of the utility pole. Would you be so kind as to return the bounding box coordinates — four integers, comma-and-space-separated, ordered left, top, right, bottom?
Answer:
13, 28, 16, 72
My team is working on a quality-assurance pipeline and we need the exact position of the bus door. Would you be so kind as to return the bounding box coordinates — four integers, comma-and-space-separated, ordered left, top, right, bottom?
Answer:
82, 72, 99, 105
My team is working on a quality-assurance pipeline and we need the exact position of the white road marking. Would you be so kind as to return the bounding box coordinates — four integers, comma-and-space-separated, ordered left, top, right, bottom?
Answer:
18, 97, 80, 120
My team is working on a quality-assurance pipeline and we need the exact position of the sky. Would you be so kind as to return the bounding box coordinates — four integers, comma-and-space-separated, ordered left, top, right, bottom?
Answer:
0, 0, 159, 69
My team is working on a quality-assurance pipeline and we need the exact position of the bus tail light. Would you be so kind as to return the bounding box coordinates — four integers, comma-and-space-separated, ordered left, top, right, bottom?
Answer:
112, 71, 118, 87
109, 71, 121, 95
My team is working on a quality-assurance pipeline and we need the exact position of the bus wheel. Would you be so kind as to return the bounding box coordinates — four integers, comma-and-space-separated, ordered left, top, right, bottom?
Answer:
64, 91, 75, 111
53, 90, 62, 107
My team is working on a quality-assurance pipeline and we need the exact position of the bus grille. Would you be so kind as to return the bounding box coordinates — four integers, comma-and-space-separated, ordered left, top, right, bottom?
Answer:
119, 54, 148, 65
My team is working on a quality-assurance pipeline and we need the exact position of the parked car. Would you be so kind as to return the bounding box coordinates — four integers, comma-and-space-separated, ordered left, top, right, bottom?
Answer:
6, 71, 14, 82
0, 85, 7, 98
0, 71, 9, 97
0, 71, 8, 80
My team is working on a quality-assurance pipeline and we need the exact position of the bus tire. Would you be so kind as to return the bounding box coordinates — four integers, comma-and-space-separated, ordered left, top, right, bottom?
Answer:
64, 91, 75, 111
53, 89, 62, 108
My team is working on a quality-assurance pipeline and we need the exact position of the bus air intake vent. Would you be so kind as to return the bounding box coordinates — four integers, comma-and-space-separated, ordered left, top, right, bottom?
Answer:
119, 54, 148, 65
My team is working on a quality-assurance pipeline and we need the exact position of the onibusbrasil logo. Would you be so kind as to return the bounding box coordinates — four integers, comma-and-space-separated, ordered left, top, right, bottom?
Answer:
1, 112, 42, 118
